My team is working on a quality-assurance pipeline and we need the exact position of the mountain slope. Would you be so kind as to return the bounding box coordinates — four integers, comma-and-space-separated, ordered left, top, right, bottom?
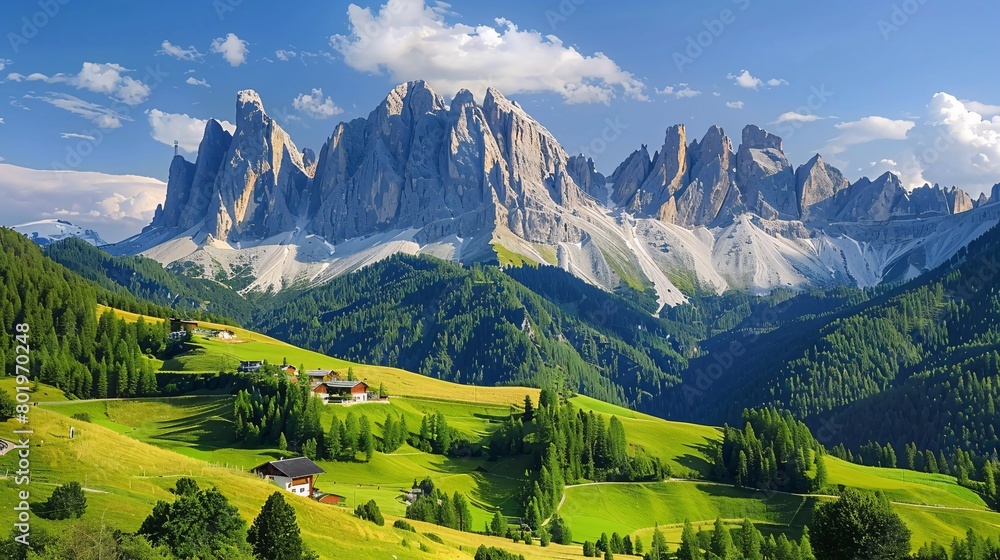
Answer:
655, 221, 1000, 459
258, 254, 687, 407
45, 237, 251, 323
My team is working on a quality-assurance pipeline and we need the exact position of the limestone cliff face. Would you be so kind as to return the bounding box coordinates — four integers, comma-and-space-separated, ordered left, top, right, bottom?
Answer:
671, 126, 741, 227
152, 119, 232, 230
795, 154, 849, 220
736, 125, 798, 220
210, 90, 310, 242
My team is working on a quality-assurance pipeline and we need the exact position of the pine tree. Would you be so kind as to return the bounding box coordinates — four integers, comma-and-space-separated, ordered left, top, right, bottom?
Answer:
677, 520, 703, 560
710, 518, 734, 560
453, 492, 473, 532
359, 415, 375, 462
738, 519, 763, 560
247, 492, 304, 560
490, 511, 508, 537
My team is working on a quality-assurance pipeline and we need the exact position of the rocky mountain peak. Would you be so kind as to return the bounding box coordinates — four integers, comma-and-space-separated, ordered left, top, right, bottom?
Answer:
796, 153, 849, 220
736, 125, 796, 220
741, 124, 783, 151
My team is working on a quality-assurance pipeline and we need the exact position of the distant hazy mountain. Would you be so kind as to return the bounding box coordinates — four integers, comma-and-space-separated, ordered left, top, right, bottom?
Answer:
13, 219, 108, 247
111, 81, 1000, 304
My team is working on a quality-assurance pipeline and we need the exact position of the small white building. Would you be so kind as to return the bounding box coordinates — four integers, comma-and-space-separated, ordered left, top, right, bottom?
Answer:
251, 457, 326, 497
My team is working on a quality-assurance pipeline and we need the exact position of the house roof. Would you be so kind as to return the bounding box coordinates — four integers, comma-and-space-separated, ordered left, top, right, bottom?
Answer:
254, 457, 325, 478
322, 380, 366, 389
306, 369, 332, 376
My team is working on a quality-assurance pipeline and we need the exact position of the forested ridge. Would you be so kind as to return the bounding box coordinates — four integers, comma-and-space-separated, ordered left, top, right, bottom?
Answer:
656, 222, 1000, 464
45, 237, 249, 324
259, 255, 688, 408
0, 229, 167, 399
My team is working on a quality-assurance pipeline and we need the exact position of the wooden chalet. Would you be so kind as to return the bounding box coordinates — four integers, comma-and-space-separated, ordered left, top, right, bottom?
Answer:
251, 457, 325, 497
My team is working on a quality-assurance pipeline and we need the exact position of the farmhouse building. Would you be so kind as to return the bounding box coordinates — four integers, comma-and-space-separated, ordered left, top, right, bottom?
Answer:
238, 360, 264, 373
305, 369, 335, 383
251, 457, 325, 497
169, 318, 198, 333
312, 380, 371, 403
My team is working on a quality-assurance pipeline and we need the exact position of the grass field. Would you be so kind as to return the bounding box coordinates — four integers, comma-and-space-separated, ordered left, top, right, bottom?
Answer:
569, 395, 721, 478
0, 376, 68, 403
0, 409, 590, 560
39, 394, 527, 527
826, 457, 989, 510
559, 481, 813, 544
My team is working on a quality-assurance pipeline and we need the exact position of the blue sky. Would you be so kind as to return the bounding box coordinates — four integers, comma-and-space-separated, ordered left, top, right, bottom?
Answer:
2, 0, 1000, 240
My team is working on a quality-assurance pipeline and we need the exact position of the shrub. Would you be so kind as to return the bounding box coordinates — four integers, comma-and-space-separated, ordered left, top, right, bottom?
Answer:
423, 533, 444, 544
70, 412, 91, 423
393, 519, 416, 532
39, 482, 87, 520
354, 500, 384, 526
474, 545, 526, 560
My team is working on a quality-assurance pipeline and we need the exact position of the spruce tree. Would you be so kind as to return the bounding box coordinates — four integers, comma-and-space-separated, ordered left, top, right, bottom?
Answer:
247, 492, 304, 560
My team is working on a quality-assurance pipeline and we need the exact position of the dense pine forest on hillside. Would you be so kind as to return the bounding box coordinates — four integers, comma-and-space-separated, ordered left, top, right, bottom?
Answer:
0, 230, 167, 399
259, 255, 688, 408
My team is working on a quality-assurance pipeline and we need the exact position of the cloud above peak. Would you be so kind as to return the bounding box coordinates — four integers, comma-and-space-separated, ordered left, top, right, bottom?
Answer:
728, 70, 787, 90
824, 116, 915, 154
147, 109, 235, 153
159, 40, 203, 61
330, 0, 644, 104
293, 88, 343, 119
211, 33, 249, 67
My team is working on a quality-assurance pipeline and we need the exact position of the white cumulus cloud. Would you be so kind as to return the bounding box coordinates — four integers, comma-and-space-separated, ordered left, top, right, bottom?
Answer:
211, 33, 249, 67
725, 101, 744, 110
727, 70, 787, 90
331, 0, 644, 104
656, 84, 700, 99
159, 40, 203, 61
824, 116, 915, 155
912, 93, 1000, 193
60, 132, 97, 140
293, 88, 343, 119
8, 62, 151, 105
186, 77, 211, 88
0, 163, 167, 242
147, 109, 235, 153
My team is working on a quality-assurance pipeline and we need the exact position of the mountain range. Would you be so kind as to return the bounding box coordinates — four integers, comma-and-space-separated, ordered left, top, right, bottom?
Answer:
13, 218, 109, 246
111, 81, 1000, 306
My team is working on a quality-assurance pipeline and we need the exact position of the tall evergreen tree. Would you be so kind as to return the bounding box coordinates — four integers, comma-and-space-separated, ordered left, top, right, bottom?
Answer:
247, 492, 305, 560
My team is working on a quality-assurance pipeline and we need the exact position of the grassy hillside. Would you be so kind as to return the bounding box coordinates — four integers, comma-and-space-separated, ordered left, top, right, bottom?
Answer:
102, 304, 540, 407
559, 481, 814, 542
0, 408, 590, 560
